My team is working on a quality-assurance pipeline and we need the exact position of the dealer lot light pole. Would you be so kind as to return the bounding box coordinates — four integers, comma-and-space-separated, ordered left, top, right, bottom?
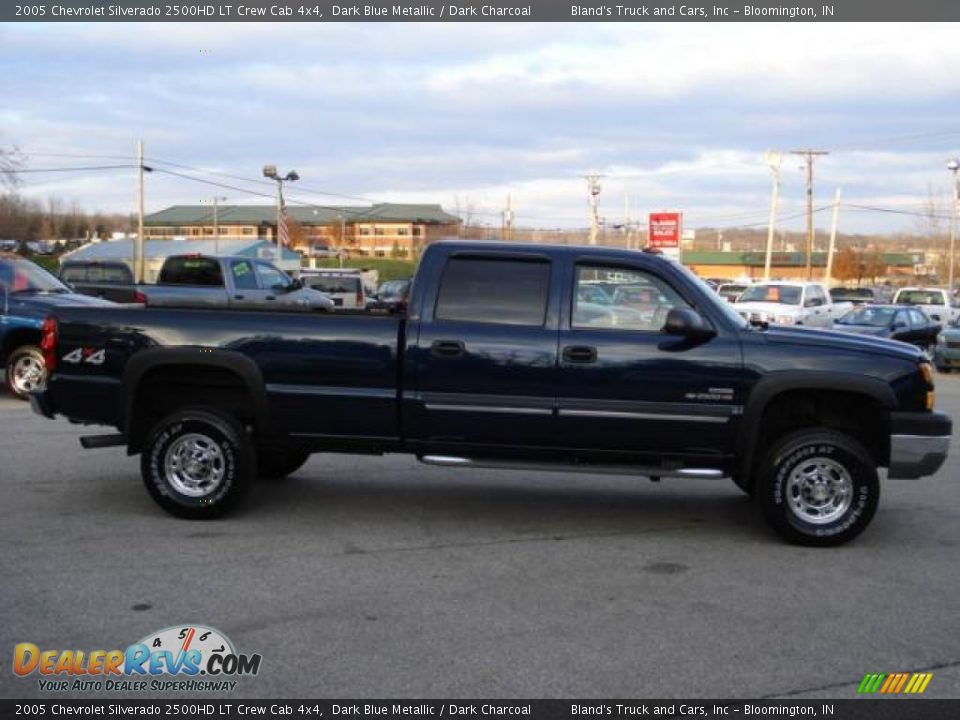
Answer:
948, 158, 959, 293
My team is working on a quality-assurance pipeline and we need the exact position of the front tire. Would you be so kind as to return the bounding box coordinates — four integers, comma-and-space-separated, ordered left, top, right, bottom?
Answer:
758, 430, 879, 546
5, 345, 46, 400
141, 408, 253, 519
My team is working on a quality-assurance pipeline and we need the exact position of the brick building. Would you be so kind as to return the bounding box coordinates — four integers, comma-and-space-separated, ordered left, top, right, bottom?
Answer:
144, 203, 462, 258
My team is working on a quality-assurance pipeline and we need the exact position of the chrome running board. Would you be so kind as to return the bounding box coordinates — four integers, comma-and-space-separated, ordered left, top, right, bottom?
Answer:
418, 455, 725, 479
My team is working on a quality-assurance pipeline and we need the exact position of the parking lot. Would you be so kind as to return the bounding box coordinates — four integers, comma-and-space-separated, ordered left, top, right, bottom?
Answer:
1, 379, 959, 700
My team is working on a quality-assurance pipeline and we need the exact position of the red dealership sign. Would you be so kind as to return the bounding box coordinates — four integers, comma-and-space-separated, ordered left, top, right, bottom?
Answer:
648, 212, 683, 249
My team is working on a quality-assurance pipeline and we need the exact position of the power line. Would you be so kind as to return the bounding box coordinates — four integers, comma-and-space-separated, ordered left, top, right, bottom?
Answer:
6, 165, 137, 173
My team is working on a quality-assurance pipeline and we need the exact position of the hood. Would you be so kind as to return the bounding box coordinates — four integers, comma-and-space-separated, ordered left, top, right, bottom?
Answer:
761, 324, 922, 361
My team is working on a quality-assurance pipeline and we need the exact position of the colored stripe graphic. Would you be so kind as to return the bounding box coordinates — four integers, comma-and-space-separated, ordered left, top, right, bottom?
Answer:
858, 672, 932, 694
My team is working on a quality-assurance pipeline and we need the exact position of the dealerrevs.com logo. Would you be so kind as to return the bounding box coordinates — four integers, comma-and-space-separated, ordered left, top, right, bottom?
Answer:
13, 625, 262, 693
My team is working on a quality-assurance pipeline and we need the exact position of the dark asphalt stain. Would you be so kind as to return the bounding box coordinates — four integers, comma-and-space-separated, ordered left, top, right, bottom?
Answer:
644, 562, 689, 575
131, 603, 152, 611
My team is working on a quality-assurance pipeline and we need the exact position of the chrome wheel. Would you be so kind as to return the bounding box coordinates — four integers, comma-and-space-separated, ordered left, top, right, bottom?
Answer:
11, 353, 46, 395
163, 433, 226, 497
786, 457, 853, 525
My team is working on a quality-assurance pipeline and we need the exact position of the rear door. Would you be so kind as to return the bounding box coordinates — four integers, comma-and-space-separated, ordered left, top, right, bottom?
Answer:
556, 259, 742, 462
410, 253, 559, 449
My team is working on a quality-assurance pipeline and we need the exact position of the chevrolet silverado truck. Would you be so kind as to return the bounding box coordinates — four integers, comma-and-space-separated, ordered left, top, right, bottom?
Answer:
30, 241, 951, 545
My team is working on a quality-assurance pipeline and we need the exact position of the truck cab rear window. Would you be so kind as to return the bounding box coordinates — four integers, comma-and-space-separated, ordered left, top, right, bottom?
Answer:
158, 257, 224, 286
435, 258, 550, 326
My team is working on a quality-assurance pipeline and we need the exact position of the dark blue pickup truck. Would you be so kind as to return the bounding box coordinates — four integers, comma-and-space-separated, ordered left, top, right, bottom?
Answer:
30, 241, 951, 545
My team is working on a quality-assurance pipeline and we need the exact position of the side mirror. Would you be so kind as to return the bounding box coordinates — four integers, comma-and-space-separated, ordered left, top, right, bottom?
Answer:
664, 307, 715, 339
288, 278, 303, 291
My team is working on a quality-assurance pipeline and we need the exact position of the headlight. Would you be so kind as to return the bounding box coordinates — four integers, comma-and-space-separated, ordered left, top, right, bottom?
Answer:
777, 315, 795, 325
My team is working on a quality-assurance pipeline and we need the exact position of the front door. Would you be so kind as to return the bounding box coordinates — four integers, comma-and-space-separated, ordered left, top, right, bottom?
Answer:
412, 254, 559, 449
556, 260, 742, 463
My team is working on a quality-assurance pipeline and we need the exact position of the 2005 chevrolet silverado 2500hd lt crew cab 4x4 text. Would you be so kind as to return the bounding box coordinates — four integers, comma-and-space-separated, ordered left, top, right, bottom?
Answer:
29, 242, 952, 545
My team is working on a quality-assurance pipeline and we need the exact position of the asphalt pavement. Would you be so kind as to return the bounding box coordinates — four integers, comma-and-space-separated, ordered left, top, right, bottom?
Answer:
1, 378, 959, 699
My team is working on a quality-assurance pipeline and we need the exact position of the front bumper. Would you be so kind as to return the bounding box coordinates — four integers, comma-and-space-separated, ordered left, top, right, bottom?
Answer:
888, 411, 952, 479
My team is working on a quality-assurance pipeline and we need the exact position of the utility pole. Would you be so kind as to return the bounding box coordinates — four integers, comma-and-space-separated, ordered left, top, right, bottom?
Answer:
585, 173, 603, 245
135, 140, 145, 284
824, 189, 841, 285
948, 159, 959, 291
502, 194, 514, 242
623, 191, 632, 249
791, 148, 829, 280
763, 151, 782, 282
204, 195, 227, 255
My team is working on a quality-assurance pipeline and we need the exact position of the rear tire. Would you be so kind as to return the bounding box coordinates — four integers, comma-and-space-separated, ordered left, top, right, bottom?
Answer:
141, 408, 253, 519
258, 449, 311, 480
5, 345, 46, 400
757, 429, 879, 546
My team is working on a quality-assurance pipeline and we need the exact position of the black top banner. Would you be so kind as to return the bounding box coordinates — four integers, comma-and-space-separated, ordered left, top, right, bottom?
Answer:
4, 0, 960, 23
1, 701, 960, 720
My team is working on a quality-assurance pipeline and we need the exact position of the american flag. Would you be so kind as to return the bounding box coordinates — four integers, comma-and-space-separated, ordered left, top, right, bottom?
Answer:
277, 203, 290, 247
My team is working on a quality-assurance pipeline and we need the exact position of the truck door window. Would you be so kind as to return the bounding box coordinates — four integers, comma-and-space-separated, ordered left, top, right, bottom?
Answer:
231, 260, 259, 290
435, 258, 550, 326
255, 262, 291, 291
573, 265, 690, 332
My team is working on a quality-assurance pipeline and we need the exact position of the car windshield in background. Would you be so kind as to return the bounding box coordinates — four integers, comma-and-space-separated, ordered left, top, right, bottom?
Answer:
305, 276, 362, 294
838, 307, 896, 327
738, 284, 802, 305
0, 259, 71, 294
896, 290, 943, 306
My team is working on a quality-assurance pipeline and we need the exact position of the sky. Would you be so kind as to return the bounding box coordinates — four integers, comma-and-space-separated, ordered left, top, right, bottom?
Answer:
2, 21, 960, 234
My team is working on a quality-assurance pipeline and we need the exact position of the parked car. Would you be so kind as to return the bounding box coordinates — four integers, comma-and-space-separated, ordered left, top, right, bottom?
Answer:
833, 305, 941, 355
892, 287, 960, 324
299, 268, 366, 309
717, 282, 749, 303
65, 254, 334, 312
830, 287, 876, 306
367, 279, 412, 314
30, 241, 950, 546
935, 319, 960, 373
59, 260, 138, 303
734, 281, 852, 328
0, 253, 114, 399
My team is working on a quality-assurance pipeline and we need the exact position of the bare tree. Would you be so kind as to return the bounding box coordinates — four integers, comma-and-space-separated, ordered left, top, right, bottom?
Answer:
1, 143, 24, 190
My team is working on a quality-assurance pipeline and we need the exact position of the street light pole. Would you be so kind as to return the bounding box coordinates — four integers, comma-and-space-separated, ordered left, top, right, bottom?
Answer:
763, 151, 782, 282
263, 165, 299, 252
948, 159, 959, 292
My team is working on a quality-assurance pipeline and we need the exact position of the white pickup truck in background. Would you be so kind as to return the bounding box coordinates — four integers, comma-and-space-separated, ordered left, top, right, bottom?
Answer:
892, 287, 960, 325
733, 281, 853, 328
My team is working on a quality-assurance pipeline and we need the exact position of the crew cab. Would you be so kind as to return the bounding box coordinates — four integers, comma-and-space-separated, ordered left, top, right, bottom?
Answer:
30, 242, 951, 546
734, 281, 852, 328
66, 254, 335, 312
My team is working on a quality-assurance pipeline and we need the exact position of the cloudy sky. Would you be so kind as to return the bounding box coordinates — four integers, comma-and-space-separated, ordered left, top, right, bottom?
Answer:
2, 22, 959, 233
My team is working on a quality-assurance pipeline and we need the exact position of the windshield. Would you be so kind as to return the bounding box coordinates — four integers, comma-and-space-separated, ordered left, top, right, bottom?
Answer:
738, 284, 802, 305
305, 276, 361, 294
837, 307, 896, 327
0, 259, 71, 294
895, 290, 944, 306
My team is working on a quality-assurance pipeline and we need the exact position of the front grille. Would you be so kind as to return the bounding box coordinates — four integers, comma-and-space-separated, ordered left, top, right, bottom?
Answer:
947, 341, 960, 350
